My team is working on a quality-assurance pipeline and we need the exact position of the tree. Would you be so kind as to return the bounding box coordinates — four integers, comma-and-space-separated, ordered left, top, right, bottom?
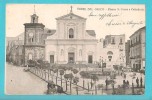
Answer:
91, 75, 99, 94
59, 69, 64, 87
53, 68, 58, 85
27, 60, 36, 67
73, 76, 79, 85
72, 69, 79, 75
111, 80, 116, 94
80, 71, 86, 89
68, 73, 74, 94
73, 76, 79, 95
64, 74, 69, 91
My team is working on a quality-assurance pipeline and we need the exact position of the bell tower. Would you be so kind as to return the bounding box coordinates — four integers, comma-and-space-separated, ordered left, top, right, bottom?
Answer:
31, 14, 38, 23
23, 6, 45, 65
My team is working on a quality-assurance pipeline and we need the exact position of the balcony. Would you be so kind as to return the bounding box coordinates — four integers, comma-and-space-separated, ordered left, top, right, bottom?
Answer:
111, 42, 115, 45
130, 57, 135, 59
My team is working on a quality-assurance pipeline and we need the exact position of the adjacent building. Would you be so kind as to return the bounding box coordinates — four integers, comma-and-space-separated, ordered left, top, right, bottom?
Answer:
125, 40, 130, 67
6, 33, 24, 65
97, 34, 126, 69
129, 26, 145, 72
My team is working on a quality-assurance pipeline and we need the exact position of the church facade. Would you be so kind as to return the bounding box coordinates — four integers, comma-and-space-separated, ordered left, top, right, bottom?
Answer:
45, 10, 98, 64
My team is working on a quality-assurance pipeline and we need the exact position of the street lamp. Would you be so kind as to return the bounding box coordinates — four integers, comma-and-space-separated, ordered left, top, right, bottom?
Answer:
102, 57, 103, 72
99, 56, 101, 68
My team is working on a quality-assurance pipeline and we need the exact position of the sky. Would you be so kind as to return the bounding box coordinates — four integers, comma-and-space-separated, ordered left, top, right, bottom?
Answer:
6, 4, 145, 41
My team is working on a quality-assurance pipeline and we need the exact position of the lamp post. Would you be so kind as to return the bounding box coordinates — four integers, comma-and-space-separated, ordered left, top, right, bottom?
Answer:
132, 78, 134, 94
131, 75, 135, 94
102, 57, 103, 72
99, 56, 101, 68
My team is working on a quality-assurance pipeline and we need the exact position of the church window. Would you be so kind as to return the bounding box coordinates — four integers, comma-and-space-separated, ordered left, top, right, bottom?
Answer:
28, 32, 34, 43
139, 34, 141, 43
111, 37, 115, 44
119, 38, 123, 44
69, 28, 74, 38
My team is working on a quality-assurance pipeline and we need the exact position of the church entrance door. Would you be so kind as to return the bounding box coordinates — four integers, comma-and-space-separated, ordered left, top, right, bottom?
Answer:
68, 52, 75, 63
50, 55, 54, 63
88, 55, 93, 63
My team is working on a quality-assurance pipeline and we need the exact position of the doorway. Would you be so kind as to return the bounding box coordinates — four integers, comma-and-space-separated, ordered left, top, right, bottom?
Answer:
68, 52, 75, 63
50, 55, 54, 63
88, 55, 93, 63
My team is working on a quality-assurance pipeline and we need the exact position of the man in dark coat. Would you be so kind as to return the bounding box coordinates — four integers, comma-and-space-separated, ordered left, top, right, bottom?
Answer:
123, 79, 126, 88
140, 77, 143, 88
105, 78, 108, 90
136, 77, 139, 88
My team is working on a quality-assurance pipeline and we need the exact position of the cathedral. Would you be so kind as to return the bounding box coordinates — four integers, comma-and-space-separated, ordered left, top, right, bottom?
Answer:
22, 7, 98, 65
45, 8, 98, 64
7, 6, 126, 68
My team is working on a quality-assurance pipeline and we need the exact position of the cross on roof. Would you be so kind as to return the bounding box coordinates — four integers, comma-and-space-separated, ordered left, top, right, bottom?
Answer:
34, 5, 36, 14
70, 6, 73, 13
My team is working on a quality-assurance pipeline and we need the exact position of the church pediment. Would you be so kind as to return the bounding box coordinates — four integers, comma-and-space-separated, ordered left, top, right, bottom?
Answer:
56, 13, 86, 20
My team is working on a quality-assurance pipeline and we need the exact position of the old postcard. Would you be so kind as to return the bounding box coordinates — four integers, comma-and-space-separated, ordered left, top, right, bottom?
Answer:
5, 4, 145, 95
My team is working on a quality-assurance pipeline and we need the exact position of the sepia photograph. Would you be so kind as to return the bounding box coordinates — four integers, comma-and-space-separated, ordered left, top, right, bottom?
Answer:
5, 4, 145, 95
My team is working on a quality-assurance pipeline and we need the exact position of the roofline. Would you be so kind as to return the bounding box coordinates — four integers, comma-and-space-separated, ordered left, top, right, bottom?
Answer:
105, 34, 125, 37
129, 26, 145, 38
55, 12, 87, 20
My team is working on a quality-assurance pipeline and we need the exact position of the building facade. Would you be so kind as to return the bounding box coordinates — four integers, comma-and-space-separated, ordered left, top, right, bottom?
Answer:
45, 10, 98, 64
125, 40, 130, 67
129, 26, 145, 72
6, 34, 24, 65
97, 34, 126, 69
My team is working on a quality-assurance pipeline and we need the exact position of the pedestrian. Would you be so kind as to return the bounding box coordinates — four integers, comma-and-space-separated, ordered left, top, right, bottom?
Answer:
105, 78, 108, 90
123, 79, 125, 88
140, 77, 143, 88
132, 82, 135, 94
126, 80, 129, 88
124, 74, 126, 79
126, 80, 129, 85
136, 77, 139, 88
121, 72, 122, 76
90, 81, 93, 89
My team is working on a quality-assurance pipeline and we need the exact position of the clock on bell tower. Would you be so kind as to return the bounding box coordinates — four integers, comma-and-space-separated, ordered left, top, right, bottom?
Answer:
23, 13, 45, 65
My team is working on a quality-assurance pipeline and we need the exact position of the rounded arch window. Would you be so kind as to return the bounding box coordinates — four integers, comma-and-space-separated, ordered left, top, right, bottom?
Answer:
107, 51, 113, 62
69, 28, 74, 38
107, 51, 113, 55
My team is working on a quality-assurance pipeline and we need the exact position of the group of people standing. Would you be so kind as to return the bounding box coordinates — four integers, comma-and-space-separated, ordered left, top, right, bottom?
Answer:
136, 77, 143, 88
123, 77, 143, 88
